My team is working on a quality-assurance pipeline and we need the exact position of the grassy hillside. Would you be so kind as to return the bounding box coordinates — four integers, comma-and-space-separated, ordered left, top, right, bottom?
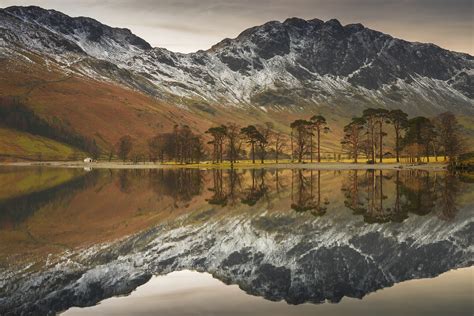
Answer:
0, 127, 84, 161
0, 54, 347, 157
0, 54, 214, 150
0, 52, 471, 161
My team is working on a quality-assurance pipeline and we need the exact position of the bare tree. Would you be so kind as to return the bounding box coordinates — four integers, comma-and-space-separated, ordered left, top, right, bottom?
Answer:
256, 122, 274, 163
341, 117, 365, 163
403, 117, 436, 162
148, 135, 161, 163
435, 112, 464, 163
274, 131, 287, 163
116, 135, 133, 162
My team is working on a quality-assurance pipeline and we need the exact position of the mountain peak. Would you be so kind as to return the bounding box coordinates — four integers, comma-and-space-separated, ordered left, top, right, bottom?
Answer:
283, 17, 309, 28
325, 18, 343, 28
2, 5, 151, 61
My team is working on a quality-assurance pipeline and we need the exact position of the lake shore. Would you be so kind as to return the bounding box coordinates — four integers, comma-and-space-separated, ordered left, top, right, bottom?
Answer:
0, 160, 448, 171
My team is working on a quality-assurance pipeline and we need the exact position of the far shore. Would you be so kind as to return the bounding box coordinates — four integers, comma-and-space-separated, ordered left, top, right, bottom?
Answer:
0, 160, 449, 171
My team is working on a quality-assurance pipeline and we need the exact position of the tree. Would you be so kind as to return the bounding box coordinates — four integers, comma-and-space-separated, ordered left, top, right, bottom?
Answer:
241, 125, 262, 164
362, 108, 379, 163
363, 108, 390, 163
178, 125, 193, 163
273, 131, 287, 163
108, 147, 114, 162
403, 117, 436, 162
435, 112, 464, 162
148, 135, 161, 162
256, 122, 274, 163
116, 135, 133, 162
205, 126, 227, 163
341, 117, 365, 163
225, 123, 241, 165
310, 115, 329, 163
290, 119, 311, 163
375, 108, 390, 163
88, 139, 101, 160
190, 135, 206, 163
159, 132, 177, 162
404, 143, 422, 163
389, 109, 408, 162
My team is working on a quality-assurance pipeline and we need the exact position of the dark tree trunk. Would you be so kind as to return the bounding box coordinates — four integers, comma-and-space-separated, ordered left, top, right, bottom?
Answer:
317, 128, 321, 163
379, 121, 383, 163
251, 142, 255, 164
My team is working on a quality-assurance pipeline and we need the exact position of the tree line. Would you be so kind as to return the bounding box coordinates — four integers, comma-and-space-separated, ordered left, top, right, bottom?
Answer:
110, 109, 465, 165
115, 125, 205, 163
341, 109, 464, 164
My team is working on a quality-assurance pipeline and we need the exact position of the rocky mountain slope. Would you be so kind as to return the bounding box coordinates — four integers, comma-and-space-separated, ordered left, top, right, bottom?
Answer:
1, 6, 473, 112
0, 5, 473, 157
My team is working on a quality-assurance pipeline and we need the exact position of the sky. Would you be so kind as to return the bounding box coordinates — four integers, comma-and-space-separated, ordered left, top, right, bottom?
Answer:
0, 0, 472, 54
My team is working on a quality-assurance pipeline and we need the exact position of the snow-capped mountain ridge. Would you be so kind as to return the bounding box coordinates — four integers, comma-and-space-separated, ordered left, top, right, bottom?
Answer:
0, 5, 473, 114
2, 6, 151, 60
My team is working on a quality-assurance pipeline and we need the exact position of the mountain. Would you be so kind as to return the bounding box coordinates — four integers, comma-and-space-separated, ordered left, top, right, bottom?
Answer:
0, 6, 473, 158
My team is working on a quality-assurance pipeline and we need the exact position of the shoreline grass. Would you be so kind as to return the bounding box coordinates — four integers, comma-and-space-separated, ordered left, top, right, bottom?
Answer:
0, 158, 449, 171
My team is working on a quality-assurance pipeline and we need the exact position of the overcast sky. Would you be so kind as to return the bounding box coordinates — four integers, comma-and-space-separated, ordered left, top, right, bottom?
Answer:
1, 0, 472, 54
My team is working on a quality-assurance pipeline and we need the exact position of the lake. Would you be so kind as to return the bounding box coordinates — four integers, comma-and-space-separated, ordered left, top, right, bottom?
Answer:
0, 167, 473, 315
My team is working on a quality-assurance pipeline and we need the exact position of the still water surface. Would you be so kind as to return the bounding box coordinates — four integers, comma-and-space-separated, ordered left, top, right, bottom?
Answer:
64, 268, 473, 316
0, 167, 472, 315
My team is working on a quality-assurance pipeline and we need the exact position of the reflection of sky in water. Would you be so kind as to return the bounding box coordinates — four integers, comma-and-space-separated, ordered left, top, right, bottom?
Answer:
65, 268, 474, 316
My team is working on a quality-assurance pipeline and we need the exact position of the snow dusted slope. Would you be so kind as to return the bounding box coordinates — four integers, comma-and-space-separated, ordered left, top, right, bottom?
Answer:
1, 200, 472, 315
0, 5, 473, 114
1, 6, 151, 63
127, 18, 474, 112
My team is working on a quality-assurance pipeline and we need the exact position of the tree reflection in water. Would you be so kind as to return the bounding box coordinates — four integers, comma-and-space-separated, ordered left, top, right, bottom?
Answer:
113, 168, 467, 223
341, 170, 462, 223
290, 170, 328, 216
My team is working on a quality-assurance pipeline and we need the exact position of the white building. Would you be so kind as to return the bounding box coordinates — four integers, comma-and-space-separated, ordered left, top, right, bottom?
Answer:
83, 157, 93, 163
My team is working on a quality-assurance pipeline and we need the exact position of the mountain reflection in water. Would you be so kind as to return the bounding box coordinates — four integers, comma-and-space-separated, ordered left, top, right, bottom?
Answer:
65, 268, 474, 316
0, 167, 472, 316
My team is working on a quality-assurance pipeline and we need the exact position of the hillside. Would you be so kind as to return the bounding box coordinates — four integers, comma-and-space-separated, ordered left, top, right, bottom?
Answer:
0, 127, 83, 161
0, 5, 472, 159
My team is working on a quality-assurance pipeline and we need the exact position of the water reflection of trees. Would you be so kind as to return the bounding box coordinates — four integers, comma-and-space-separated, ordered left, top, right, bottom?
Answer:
207, 169, 228, 206
290, 170, 329, 216
341, 170, 462, 223
200, 168, 463, 223
146, 169, 203, 204
206, 169, 269, 207
1, 168, 464, 229
116, 169, 205, 205
241, 169, 268, 206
